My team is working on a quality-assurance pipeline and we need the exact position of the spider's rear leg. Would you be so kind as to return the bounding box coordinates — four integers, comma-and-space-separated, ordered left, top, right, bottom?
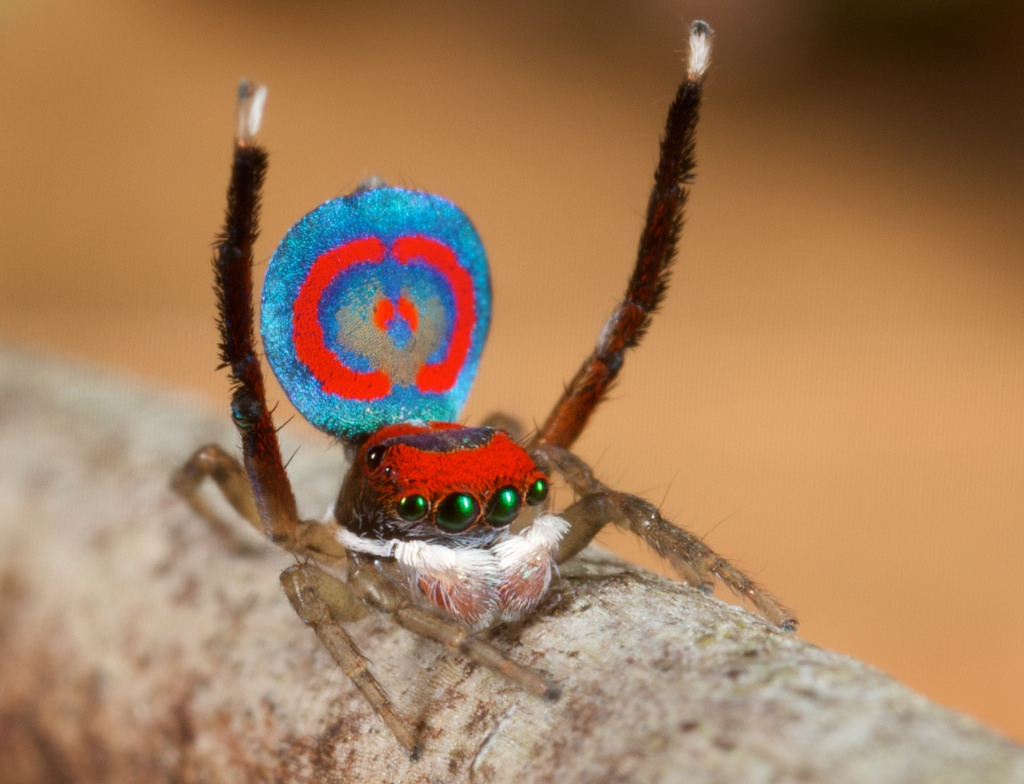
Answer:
280, 563, 421, 758
172, 444, 266, 552
535, 443, 797, 630
346, 559, 560, 700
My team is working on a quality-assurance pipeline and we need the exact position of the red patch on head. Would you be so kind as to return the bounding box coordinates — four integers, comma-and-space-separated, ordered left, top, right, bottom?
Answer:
358, 423, 547, 526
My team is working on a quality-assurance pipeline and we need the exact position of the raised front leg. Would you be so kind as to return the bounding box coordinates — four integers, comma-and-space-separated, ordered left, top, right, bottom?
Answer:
213, 81, 301, 547
532, 22, 712, 452
172, 443, 266, 551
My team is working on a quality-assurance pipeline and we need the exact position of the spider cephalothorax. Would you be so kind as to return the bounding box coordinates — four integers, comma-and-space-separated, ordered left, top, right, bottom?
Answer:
175, 21, 795, 759
338, 423, 549, 544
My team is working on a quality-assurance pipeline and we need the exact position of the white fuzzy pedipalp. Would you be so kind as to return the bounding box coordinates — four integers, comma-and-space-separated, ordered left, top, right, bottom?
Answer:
493, 514, 569, 571
332, 513, 568, 628
393, 539, 500, 585
335, 524, 396, 559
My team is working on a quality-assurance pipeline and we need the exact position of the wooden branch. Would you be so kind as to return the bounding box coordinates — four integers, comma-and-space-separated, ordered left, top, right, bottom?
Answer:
1, 346, 1021, 783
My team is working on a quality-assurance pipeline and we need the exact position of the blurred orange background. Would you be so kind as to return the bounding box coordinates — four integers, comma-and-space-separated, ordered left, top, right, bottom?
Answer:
2, 0, 1022, 744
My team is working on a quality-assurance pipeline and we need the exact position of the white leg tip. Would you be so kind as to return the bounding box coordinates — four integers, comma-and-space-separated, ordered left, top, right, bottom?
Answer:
688, 20, 713, 79
236, 79, 267, 144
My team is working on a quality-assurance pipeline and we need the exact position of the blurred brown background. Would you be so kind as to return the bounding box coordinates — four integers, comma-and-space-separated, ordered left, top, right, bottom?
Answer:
2, 0, 1022, 744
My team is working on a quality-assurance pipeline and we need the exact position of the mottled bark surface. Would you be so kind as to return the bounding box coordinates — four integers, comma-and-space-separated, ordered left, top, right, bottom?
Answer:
1, 346, 1021, 784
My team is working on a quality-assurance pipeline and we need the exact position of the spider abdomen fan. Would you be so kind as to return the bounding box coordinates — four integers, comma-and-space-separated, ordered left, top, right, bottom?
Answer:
260, 186, 491, 439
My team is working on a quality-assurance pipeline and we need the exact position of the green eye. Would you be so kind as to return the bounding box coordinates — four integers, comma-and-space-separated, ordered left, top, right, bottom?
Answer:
397, 494, 428, 522
436, 492, 478, 532
486, 486, 521, 526
526, 478, 549, 506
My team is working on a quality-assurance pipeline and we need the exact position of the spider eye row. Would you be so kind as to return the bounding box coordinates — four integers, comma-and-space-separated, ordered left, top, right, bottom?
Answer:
396, 478, 549, 533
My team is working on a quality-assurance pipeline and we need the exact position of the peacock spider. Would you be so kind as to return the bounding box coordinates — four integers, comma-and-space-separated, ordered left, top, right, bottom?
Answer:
173, 21, 795, 759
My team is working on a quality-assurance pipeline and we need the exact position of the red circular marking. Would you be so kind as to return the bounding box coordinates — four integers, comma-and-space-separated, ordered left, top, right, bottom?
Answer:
392, 236, 476, 394
292, 237, 390, 400
292, 235, 476, 402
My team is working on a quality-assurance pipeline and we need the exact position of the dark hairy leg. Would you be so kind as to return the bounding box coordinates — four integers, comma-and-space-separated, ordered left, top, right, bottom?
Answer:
533, 22, 712, 452
213, 81, 300, 546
